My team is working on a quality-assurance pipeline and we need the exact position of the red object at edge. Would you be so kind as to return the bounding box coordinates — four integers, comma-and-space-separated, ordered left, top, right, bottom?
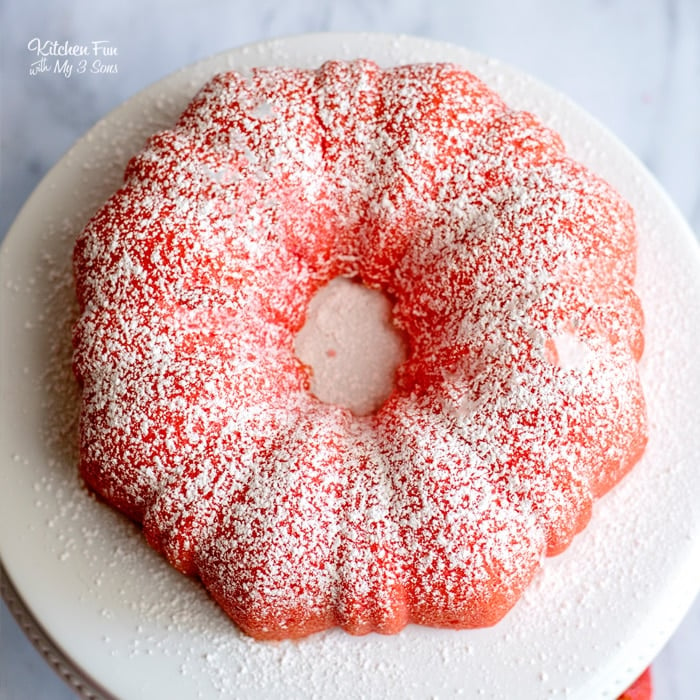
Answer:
618, 667, 653, 700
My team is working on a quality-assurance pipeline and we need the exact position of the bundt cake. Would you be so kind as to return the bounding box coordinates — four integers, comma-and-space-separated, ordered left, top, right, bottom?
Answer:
72, 59, 647, 640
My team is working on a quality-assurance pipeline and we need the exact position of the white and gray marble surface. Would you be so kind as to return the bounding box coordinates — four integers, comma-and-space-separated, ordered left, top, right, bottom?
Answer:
1, 1, 698, 698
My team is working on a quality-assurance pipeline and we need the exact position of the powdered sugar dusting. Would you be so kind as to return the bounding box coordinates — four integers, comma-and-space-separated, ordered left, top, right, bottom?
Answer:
549, 330, 595, 371
71, 59, 646, 641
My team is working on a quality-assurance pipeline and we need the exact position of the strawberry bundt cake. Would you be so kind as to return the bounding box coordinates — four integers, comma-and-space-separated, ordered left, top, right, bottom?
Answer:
72, 60, 647, 640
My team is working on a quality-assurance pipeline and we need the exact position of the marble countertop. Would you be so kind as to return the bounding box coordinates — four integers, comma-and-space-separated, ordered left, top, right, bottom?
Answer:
1, 1, 698, 698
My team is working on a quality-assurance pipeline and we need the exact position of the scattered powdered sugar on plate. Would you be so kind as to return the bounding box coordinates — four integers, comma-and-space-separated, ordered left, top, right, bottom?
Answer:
294, 277, 408, 416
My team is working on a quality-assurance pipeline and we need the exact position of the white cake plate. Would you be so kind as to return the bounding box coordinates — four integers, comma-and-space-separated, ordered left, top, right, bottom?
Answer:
1, 33, 699, 700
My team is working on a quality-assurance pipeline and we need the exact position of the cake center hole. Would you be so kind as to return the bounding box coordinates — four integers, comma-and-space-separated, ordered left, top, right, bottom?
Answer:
293, 277, 408, 416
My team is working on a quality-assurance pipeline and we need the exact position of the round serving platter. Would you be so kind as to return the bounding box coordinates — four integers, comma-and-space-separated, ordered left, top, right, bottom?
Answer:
2, 33, 700, 699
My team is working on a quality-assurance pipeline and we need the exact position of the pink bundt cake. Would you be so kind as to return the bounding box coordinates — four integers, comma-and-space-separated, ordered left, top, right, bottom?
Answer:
72, 59, 647, 640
